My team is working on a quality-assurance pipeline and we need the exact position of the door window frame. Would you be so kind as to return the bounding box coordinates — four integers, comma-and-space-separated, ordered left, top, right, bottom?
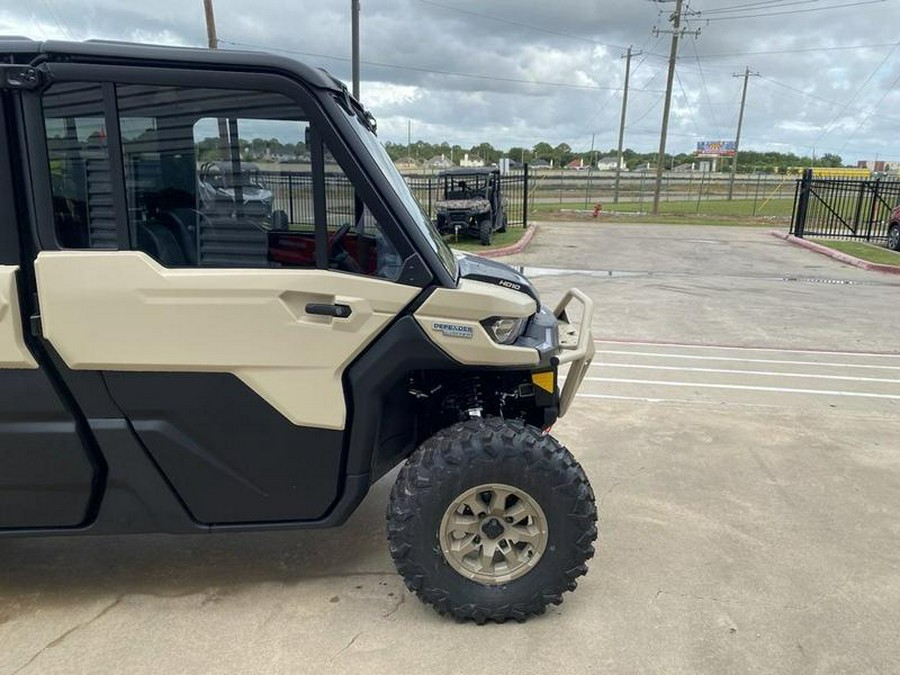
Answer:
0, 95, 23, 264
22, 61, 424, 282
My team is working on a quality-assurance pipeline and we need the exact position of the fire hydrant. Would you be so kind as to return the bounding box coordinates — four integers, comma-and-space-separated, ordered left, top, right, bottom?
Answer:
592, 203, 603, 218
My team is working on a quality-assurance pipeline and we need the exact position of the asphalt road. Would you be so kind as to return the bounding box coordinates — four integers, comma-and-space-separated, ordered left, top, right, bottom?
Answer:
1, 223, 898, 674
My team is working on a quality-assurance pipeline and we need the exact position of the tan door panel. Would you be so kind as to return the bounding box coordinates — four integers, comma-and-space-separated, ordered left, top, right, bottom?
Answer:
0, 266, 38, 369
34, 251, 418, 430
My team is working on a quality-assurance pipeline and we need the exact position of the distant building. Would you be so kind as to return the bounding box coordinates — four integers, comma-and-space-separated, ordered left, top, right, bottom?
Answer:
459, 153, 485, 168
857, 160, 899, 173
425, 154, 454, 169
565, 158, 586, 170
596, 156, 625, 171
530, 159, 552, 170
394, 156, 420, 171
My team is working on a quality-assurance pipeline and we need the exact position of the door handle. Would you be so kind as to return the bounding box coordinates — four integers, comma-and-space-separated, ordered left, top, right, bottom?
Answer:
305, 303, 352, 318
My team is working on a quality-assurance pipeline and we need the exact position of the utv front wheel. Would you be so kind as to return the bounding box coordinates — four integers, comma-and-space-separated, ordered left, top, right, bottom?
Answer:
387, 418, 597, 623
479, 217, 493, 245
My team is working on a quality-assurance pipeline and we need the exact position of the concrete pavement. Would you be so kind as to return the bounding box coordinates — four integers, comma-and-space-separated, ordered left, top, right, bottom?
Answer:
1, 223, 898, 674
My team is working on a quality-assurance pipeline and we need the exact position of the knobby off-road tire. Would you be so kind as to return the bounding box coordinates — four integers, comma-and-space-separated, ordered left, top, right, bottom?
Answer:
479, 217, 493, 246
387, 418, 597, 624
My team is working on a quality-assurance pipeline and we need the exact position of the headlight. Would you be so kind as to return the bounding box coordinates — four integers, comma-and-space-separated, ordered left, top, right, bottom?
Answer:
482, 316, 528, 345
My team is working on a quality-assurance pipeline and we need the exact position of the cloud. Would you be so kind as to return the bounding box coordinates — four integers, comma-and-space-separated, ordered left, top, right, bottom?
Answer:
3, 0, 899, 161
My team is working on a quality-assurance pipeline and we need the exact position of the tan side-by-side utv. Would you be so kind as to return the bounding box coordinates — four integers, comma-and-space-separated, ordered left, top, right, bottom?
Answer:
0, 38, 596, 623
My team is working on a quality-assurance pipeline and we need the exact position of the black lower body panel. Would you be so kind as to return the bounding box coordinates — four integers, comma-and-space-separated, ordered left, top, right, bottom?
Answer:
0, 369, 98, 528
104, 372, 344, 525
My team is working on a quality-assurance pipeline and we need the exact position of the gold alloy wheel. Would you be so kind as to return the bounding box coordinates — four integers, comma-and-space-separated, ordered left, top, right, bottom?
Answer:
439, 483, 549, 585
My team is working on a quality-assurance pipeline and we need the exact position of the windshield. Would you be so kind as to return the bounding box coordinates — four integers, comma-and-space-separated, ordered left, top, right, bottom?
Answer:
342, 108, 458, 279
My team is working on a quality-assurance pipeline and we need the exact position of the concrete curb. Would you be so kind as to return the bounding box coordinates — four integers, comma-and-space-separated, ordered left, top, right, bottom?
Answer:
768, 230, 900, 275
477, 224, 539, 258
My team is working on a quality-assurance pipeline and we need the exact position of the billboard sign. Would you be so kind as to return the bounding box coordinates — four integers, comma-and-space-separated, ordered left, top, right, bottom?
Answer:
696, 141, 736, 157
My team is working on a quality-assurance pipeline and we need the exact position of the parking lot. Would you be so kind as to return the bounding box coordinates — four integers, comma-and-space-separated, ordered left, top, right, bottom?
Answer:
2, 223, 899, 674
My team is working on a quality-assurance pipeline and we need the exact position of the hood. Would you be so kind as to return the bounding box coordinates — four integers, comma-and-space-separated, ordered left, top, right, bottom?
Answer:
456, 253, 539, 303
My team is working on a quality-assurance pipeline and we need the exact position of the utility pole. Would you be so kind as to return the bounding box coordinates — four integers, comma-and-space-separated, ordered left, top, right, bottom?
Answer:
203, 0, 231, 160
728, 66, 759, 200
351, 0, 360, 98
203, 0, 218, 48
651, 0, 700, 214
614, 45, 640, 204
584, 133, 595, 208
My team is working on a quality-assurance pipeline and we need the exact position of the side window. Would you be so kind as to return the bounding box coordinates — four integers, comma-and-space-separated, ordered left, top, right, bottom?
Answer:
43, 83, 115, 249
41, 81, 403, 281
318, 145, 405, 280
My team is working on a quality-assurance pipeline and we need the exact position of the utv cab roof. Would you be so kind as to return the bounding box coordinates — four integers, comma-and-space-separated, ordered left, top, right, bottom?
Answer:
0, 37, 343, 92
437, 167, 499, 177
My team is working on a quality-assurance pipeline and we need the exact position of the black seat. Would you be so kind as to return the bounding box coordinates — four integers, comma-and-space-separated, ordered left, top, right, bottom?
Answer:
137, 222, 188, 267
160, 208, 200, 266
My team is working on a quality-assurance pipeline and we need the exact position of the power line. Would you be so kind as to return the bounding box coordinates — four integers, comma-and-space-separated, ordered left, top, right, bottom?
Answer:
812, 40, 900, 147
690, 38, 720, 137
218, 38, 666, 93
754, 75, 900, 127
571, 38, 662, 152
627, 94, 665, 129
837, 69, 900, 154
686, 41, 899, 60
701, 0, 886, 22
41, 0, 74, 39
675, 70, 702, 138
701, 0, 832, 15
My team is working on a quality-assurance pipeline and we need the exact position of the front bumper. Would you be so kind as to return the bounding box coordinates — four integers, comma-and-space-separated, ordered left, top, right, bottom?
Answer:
553, 289, 595, 417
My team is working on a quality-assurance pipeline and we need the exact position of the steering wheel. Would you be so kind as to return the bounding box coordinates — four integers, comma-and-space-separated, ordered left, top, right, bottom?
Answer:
327, 223, 363, 273
328, 223, 351, 257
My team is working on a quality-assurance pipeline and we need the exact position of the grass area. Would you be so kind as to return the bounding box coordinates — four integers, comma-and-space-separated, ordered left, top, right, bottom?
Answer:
605, 198, 793, 217
531, 198, 794, 226
444, 228, 525, 252
811, 239, 900, 266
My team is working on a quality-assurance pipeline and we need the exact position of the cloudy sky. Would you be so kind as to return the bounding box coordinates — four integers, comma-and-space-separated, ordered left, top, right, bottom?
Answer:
3, 0, 899, 161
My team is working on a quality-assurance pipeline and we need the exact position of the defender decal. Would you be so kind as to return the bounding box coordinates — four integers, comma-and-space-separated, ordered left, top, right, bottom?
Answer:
432, 322, 475, 339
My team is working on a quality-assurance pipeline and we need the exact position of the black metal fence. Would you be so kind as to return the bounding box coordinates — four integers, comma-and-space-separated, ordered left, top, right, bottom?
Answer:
257, 172, 353, 228
791, 169, 900, 241
258, 168, 530, 230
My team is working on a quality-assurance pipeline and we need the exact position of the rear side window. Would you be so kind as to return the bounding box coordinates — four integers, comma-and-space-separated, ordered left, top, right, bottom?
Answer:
40, 81, 403, 280
43, 83, 115, 249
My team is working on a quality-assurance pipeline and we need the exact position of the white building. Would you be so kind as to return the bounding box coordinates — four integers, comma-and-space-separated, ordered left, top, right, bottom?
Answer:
596, 156, 625, 171
459, 153, 485, 168
425, 154, 454, 169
